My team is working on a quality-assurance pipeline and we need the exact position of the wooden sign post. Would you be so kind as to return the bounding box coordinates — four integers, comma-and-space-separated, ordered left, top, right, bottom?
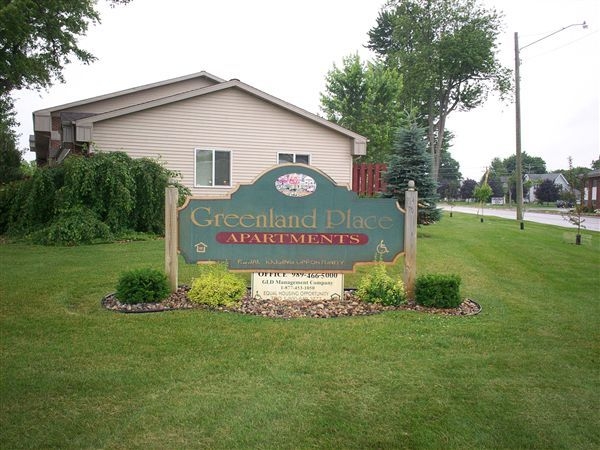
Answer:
404, 180, 418, 299
165, 187, 179, 292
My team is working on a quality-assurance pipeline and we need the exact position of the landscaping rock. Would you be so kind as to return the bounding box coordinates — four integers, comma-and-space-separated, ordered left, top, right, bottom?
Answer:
102, 286, 481, 318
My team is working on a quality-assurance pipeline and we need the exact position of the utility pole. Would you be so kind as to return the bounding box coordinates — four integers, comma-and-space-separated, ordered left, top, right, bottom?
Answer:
514, 31, 524, 229
513, 22, 587, 231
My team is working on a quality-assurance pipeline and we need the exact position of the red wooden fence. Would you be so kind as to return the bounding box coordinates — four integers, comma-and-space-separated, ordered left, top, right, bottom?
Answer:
352, 163, 387, 196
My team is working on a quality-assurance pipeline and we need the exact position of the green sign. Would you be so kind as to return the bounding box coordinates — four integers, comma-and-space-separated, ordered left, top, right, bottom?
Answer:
178, 165, 404, 272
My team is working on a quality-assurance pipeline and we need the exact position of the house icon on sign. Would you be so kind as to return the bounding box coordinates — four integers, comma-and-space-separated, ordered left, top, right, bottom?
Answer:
195, 242, 208, 253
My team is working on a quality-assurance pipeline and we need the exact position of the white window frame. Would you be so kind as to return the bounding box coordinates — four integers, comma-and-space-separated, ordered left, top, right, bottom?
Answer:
194, 148, 232, 188
277, 152, 311, 165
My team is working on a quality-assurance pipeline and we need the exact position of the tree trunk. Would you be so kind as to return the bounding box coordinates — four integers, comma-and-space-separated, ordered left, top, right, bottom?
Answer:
427, 90, 450, 184
427, 100, 438, 182
434, 112, 447, 184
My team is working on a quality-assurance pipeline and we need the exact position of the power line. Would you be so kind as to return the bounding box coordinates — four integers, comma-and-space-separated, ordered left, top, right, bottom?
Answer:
524, 29, 598, 63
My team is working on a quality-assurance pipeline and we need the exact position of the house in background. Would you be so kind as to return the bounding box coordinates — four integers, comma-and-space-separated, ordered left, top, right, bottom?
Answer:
30, 71, 367, 196
523, 173, 570, 203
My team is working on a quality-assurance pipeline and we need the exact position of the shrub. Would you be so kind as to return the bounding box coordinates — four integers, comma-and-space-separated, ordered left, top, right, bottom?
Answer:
25, 166, 63, 227
115, 268, 170, 304
61, 152, 135, 233
415, 274, 462, 308
0, 181, 19, 234
31, 206, 113, 245
2, 176, 34, 235
357, 262, 406, 306
0, 150, 189, 244
188, 263, 246, 307
130, 158, 169, 234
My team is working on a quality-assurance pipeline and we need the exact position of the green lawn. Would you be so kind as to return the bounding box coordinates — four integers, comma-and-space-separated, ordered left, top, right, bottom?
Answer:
1, 213, 598, 449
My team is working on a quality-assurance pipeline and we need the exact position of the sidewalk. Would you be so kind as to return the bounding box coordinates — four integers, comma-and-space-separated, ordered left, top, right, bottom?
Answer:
441, 205, 600, 232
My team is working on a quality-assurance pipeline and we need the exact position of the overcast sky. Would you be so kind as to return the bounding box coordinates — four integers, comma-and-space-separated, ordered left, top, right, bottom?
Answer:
12, 0, 599, 180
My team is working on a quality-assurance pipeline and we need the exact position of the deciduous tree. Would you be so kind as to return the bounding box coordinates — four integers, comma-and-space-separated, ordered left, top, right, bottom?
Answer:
437, 136, 462, 199
320, 54, 404, 163
503, 152, 546, 175
0, 0, 131, 95
0, 0, 131, 150
0, 95, 22, 184
488, 177, 504, 197
534, 179, 561, 204
367, 0, 511, 182
459, 178, 477, 200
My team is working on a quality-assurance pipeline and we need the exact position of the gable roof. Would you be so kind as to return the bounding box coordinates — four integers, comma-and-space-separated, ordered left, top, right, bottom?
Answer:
34, 71, 225, 115
526, 173, 558, 181
72, 78, 367, 143
525, 173, 569, 184
586, 169, 600, 179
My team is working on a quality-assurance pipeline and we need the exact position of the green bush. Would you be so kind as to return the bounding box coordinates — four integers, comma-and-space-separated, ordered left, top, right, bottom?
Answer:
0, 151, 189, 244
0, 181, 19, 234
2, 177, 33, 235
357, 262, 406, 306
25, 166, 63, 227
415, 274, 462, 308
31, 206, 113, 246
115, 268, 170, 304
188, 263, 246, 307
61, 152, 135, 233
130, 158, 169, 234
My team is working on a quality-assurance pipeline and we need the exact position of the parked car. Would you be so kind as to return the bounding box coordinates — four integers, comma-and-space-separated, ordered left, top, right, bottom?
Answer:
556, 200, 574, 208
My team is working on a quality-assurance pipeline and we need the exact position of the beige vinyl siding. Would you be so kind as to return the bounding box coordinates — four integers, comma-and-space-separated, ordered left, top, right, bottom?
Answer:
62, 78, 217, 115
91, 87, 353, 196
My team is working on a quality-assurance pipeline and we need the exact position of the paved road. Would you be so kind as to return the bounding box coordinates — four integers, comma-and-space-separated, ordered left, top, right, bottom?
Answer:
442, 205, 600, 232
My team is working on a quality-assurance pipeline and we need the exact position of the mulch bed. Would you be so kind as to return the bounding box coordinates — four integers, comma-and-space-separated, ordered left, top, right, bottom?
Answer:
102, 286, 481, 319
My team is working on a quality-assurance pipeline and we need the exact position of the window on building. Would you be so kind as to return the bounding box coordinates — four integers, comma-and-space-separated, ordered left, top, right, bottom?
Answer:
62, 125, 74, 143
195, 149, 231, 187
278, 153, 310, 165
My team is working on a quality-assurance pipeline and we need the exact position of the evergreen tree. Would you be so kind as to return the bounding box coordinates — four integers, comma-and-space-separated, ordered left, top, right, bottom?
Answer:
384, 125, 440, 224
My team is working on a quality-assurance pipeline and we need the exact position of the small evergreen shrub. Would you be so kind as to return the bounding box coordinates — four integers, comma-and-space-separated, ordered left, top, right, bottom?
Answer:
115, 268, 170, 304
31, 206, 113, 245
415, 274, 462, 308
188, 263, 246, 307
357, 262, 406, 306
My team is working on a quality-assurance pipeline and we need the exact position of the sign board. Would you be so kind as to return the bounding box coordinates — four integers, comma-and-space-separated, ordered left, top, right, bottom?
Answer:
178, 164, 405, 272
251, 272, 344, 301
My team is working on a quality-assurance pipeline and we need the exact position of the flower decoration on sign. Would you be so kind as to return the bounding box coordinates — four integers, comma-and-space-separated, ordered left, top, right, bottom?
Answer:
275, 173, 317, 197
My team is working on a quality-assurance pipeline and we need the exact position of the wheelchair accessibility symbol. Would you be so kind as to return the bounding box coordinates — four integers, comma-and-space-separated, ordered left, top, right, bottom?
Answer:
376, 240, 389, 255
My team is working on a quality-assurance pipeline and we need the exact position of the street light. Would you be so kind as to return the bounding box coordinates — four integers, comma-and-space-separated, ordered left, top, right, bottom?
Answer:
514, 22, 588, 230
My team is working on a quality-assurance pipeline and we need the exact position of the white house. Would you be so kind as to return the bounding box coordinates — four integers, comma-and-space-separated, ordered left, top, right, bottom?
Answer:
30, 71, 367, 196
523, 173, 570, 203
